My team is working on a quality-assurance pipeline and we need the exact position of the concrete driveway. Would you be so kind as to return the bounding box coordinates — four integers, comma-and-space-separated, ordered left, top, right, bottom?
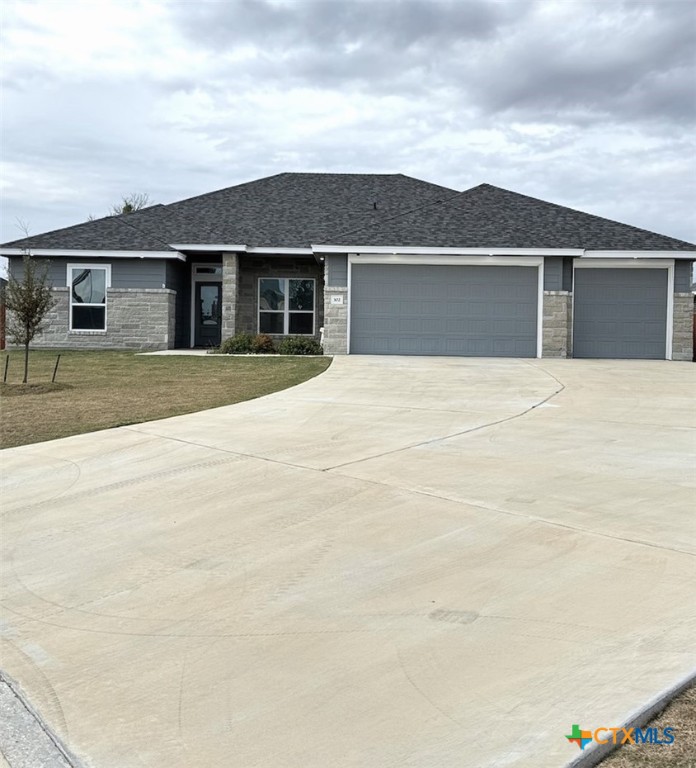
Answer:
1, 356, 694, 768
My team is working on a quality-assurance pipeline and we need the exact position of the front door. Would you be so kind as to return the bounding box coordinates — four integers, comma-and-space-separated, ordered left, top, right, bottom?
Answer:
194, 282, 222, 347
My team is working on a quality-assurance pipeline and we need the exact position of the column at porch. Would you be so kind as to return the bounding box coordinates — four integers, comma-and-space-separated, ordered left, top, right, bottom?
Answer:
221, 252, 240, 340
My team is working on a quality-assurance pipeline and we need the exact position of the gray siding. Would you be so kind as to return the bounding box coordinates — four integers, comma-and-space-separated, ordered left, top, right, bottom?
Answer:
674, 259, 693, 292
326, 254, 348, 287
573, 268, 668, 359
543, 257, 563, 291
9, 256, 168, 289
350, 264, 538, 357
562, 257, 574, 291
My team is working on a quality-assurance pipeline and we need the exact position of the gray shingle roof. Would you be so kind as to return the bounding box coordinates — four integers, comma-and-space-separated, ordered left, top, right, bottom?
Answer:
1, 207, 177, 251
162, 172, 458, 247
334, 184, 696, 250
2, 174, 693, 253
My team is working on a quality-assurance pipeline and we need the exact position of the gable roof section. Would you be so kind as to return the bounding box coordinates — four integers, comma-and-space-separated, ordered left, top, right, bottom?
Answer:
331, 184, 696, 251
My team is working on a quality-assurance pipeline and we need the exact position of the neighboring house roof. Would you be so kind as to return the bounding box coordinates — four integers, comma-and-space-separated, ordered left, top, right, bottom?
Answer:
1, 173, 694, 253
333, 184, 696, 250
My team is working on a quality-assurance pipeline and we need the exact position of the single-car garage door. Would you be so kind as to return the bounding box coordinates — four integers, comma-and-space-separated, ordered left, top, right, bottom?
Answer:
573, 268, 668, 359
350, 264, 539, 356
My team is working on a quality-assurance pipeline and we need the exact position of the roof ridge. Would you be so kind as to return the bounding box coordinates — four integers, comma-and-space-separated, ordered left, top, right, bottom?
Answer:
165, 172, 290, 208
113, 212, 176, 251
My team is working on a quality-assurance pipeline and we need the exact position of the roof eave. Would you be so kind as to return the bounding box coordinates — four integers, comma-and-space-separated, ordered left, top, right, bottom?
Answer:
170, 244, 315, 255
582, 250, 696, 259
312, 245, 585, 256
312, 245, 696, 258
0, 248, 186, 261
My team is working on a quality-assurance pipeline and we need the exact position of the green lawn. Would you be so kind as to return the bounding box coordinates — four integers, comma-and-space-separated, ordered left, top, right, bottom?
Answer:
0, 350, 331, 449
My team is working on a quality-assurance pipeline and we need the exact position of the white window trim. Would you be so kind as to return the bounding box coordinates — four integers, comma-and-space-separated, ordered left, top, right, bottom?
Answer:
67, 263, 111, 333
190, 263, 223, 348
346, 254, 544, 357
258, 277, 316, 336
572, 258, 675, 360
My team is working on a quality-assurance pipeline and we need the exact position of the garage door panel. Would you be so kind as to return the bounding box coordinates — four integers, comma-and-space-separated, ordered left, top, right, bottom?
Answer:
573, 268, 667, 359
350, 264, 538, 357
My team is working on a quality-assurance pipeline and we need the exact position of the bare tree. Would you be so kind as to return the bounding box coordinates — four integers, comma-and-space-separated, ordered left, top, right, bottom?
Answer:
86, 192, 154, 221
109, 192, 152, 215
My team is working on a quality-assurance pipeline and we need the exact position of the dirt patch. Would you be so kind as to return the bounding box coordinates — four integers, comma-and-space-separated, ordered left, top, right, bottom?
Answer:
0, 382, 72, 396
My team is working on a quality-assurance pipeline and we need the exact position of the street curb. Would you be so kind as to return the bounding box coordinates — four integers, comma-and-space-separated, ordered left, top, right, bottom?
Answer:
0, 670, 86, 768
565, 668, 696, 767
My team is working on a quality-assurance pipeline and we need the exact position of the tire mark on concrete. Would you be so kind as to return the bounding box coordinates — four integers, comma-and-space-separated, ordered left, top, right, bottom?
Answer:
395, 645, 462, 727
0, 602, 387, 639
0, 639, 70, 739
5, 455, 241, 514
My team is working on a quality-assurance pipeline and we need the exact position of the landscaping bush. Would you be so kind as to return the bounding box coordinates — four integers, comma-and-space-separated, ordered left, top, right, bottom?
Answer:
276, 336, 323, 355
252, 334, 276, 354
219, 333, 255, 354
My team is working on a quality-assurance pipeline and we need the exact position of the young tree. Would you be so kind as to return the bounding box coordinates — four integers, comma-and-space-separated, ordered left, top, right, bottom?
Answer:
5, 254, 55, 384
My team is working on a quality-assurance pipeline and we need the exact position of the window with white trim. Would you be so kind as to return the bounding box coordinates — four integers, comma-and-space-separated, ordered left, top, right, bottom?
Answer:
68, 264, 110, 331
258, 278, 315, 335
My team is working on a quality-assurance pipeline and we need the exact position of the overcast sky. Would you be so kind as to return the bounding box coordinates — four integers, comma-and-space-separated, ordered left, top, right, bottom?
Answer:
1, 0, 695, 252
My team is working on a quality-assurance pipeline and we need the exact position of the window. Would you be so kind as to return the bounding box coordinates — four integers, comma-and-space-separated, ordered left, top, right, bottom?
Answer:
259, 278, 315, 335
68, 265, 110, 331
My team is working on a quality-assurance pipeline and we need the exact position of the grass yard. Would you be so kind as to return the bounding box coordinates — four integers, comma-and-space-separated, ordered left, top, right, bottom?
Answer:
601, 684, 696, 767
0, 350, 331, 449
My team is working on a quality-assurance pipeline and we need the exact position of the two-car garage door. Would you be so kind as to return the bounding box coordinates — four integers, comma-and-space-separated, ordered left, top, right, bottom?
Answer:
350, 264, 538, 357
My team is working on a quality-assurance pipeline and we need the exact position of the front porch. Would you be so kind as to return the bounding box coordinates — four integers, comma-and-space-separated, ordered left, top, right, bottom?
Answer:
178, 252, 325, 349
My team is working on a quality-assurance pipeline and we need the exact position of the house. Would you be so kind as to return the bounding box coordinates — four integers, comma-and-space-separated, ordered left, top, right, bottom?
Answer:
1, 173, 694, 360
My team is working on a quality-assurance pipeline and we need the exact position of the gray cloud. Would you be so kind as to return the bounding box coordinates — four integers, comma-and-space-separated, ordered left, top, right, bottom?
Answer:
165, 0, 695, 125
172, 0, 523, 50
1, 0, 694, 252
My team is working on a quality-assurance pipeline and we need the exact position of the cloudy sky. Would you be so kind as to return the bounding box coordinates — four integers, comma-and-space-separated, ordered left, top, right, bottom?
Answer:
1, 0, 695, 251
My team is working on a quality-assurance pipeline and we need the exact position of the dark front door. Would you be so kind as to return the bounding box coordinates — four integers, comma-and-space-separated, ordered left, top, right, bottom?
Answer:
194, 282, 222, 347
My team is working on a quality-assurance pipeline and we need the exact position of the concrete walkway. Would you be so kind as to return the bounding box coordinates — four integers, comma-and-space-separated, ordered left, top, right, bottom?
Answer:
1, 356, 694, 767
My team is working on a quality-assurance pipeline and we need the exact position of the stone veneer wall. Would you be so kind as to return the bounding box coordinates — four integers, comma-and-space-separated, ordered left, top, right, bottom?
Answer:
322, 286, 348, 355
542, 291, 572, 358
672, 293, 694, 362
221, 252, 239, 340
14, 287, 176, 350
234, 256, 324, 340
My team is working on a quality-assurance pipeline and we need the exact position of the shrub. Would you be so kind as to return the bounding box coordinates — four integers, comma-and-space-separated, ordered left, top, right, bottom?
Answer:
252, 334, 276, 354
219, 333, 255, 354
276, 336, 323, 355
